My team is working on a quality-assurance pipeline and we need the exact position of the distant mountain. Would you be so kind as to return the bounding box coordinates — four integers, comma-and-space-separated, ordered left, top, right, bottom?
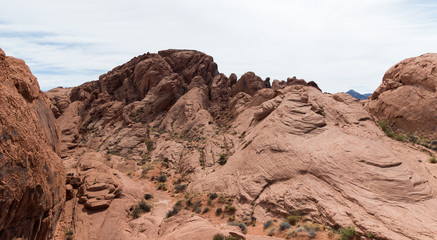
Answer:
346, 89, 372, 100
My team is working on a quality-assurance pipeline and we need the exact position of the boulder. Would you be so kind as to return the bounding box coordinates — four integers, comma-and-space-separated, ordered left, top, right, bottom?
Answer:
367, 53, 437, 139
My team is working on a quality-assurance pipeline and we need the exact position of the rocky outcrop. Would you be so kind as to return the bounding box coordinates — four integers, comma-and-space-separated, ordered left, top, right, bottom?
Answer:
231, 72, 267, 96
45, 87, 72, 118
367, 53, 437, 139
73, 152, 122, 210
194, 85, 437, 240
47, 49, 437, 240
0, 49, 65, 239
158, 49, 219, 85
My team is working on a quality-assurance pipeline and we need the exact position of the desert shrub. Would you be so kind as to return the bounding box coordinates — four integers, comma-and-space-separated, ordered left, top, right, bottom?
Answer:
65, 229, 74, 240
186, 198, 193, 207
141, 165, 153, 177
144, 193, 153, 200
263, 220, 273, 229
303, 222, 321, 232
174, 184, 187, 192
218, 153, 228, 165
267, 228, 276, 236
131, 207, 142, 219
378, 120, 394, 137
65, 229, 73, 236
407, 134, 418, 143
209, 193, 218, 200
286, 215, 300, 225
430, 157, 437, 164
192, 200, 202, 213
157, 183, 167, 191
167, 201, 183, 218
138, 201, 151, 212
250, 216, 257, 226
365, 232, 374, 238
238, 222, 247, 234
157, 174, 167, 182
286, 231, 298, 239
339, 226, 356, 240
202, 207, 210, 214
394, 133, 405, 142
213, 234, 225, 240
224, 204, 236, 214
279, 222, 291, 230
212, 234, 241, 240
131, 201, 151, 219
215, 207, 223, 216
307, 229, 317, 238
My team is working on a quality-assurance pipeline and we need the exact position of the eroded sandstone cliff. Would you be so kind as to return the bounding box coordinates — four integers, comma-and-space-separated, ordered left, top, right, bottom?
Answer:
0, 49, 65, 240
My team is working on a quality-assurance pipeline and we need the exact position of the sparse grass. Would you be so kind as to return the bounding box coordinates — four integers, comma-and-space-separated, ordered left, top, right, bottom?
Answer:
286, 215, 300, 226
339, 226, 357, 240
378, 120, 437, 151
365, 232, 374, 238
430, 157, 437, 164
378, 120, 394, 138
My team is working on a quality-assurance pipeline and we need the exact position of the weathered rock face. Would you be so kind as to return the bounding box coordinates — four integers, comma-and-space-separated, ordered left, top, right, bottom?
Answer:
0, 49, 65, 239
367, 53, 437, 139
193, 85, 437, 240
48, 49, 437, 240
158, 49, 219, 85
231, 72, 267, 96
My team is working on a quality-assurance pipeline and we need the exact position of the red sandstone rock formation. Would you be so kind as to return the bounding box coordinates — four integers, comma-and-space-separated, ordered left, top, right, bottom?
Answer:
43, 50, 437, 240
0, 49, 65, 239
367, 53, 437, 139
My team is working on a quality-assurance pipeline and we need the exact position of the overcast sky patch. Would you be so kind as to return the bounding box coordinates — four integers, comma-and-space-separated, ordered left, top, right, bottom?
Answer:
1, 0, 436, 93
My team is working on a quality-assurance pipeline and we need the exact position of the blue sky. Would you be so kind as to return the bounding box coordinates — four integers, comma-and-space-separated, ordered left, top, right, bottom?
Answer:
1, 0, 437, 93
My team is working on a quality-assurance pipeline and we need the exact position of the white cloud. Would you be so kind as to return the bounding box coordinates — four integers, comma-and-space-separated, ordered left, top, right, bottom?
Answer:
0, 0, 436, 93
